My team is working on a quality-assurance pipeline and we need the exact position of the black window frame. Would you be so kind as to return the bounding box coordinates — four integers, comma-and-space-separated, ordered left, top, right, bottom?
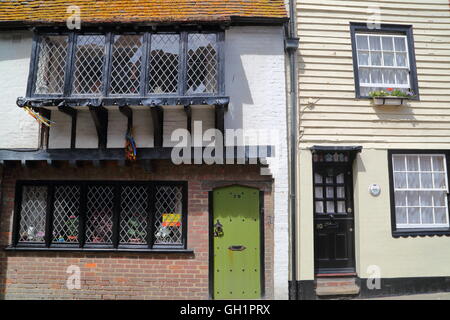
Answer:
10, 180, 190, 253
26, 27, 225, 100
388, 150, 450, 238
350, 22, 420, 100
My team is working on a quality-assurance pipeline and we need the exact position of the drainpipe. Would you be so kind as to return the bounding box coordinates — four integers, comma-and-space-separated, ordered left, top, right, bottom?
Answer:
285, 0, 299, 300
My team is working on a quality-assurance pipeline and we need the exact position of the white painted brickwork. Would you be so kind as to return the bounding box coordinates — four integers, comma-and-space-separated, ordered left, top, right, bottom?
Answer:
0, 32, 39, 149
225, 27, 289, 299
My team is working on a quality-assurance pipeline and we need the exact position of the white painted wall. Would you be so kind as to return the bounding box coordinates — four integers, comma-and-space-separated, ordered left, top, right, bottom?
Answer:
0, 31, 40, 148
225, 26, 289, 299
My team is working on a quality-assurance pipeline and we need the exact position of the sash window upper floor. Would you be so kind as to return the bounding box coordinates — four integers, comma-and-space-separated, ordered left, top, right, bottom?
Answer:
27, 30, 224, 99
350, 23, 419, 99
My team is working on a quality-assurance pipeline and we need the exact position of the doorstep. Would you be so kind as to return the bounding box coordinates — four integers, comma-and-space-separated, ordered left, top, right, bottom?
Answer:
315, 277, 360, 297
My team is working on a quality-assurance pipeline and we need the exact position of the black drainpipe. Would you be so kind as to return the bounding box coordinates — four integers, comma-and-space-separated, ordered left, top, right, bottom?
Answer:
285, 0, 299, 300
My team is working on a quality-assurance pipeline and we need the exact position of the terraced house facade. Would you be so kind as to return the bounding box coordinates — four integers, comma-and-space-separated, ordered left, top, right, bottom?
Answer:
292, 0, 450, 299
0, 1, 290, 299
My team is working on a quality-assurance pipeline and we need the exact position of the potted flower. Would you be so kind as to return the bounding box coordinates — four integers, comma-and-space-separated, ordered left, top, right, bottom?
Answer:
65, 215, 78, 242
369, 88, 415, 106
127, 216, 146, 243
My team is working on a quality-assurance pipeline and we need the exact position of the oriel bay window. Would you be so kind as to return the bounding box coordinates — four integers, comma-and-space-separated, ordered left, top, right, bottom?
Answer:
389, 152, 450, 237
27, 30, 224, 99
12, 181, 187, 251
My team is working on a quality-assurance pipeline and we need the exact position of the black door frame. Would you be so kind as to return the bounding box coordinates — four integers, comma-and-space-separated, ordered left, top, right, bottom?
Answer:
208, 185, 265, 300
311, 146, 362, 275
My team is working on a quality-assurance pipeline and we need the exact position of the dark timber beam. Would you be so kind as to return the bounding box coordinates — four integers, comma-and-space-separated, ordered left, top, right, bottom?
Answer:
0, 146, 274, 163
214, 104, 226, 135
38, 108, 51, 149
58, 105, 77, 149
89, 106, 108, 149
184, 105, 192, 134
119, 105, 133, 133
151, 106, 164, 148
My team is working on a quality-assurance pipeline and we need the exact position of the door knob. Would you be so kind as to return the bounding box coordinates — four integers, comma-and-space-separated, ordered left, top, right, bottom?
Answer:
214, 220, 224, 237
316, 224, 324, 230
349, 228, 353, 232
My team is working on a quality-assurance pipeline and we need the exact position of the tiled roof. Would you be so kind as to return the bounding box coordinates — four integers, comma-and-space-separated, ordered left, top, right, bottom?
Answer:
0, 0, 288, 25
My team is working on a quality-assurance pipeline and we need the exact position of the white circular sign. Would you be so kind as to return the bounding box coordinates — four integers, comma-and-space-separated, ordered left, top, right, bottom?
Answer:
369, 184, 381, 197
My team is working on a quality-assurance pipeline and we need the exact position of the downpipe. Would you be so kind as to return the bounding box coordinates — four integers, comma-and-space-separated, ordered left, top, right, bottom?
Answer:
285, 0, 299, 300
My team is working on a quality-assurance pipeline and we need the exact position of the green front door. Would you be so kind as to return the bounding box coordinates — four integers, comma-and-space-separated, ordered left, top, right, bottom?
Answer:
212, 185, 262, 300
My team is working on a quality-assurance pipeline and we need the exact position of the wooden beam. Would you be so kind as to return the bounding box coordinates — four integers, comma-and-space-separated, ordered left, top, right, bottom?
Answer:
184, 105, 192, 134
58, 105, 77, 149
119, 105, 133, 133
89, 106, 108, 149
0, 146, 274, 162
214, 104, 225, 135
141, 159, 152, 173
150, 106, 164, 147
38, 108, 51, 149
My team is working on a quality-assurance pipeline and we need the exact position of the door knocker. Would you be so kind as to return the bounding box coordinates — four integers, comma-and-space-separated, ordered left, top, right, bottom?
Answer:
214, 220, 224, 237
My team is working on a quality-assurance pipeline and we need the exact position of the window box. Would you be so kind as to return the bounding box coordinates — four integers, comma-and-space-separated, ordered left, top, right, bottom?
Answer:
372, 96, 410, 106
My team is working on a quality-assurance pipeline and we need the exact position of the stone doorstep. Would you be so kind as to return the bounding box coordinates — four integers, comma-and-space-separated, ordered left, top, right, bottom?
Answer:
315, 277, 360, 296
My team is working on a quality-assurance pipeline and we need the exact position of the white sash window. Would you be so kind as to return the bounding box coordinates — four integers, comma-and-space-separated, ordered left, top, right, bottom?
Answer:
392, 154, 449, 229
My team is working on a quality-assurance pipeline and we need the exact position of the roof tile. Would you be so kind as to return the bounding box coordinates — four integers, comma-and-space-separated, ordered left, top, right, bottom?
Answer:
0, 0, 288, 25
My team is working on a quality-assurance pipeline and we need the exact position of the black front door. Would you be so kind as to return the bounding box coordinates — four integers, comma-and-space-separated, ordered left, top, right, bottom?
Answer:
313, 154, 355, 273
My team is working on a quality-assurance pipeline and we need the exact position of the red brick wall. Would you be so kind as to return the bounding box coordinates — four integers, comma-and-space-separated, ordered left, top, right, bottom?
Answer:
0, 161, 274, 300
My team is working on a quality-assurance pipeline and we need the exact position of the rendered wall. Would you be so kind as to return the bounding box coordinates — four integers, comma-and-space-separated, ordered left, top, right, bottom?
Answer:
297, 148, 450, 281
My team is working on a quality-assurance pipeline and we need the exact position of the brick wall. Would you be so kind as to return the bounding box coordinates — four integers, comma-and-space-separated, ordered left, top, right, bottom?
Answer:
0, 160, 274, 300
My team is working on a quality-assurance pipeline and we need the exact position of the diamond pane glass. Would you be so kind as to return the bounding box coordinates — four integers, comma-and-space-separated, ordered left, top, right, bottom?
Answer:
34, 36, 68, 95
187, 33, 218, 94
72, 35, 106, 95
149, 34, 180, 94
154, 186, 183, 245
86, 185, 114, 243
110, 35, 143, 95
19, 186, 47, 243
52, 186, 81, 243
120, 186, 149, 244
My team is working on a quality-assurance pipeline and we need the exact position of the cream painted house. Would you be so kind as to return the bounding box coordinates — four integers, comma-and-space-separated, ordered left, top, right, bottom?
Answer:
292, 0, 450, 299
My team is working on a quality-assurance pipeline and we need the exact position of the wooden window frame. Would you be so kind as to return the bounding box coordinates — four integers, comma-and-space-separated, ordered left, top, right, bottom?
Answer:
26, 28, 225, 101
388, 150, 450, 238
10, 180, 190, 253
350, 22, 419, 100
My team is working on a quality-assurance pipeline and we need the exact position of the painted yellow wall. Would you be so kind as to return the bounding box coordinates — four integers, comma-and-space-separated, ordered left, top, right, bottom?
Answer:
298, 148, 450, 280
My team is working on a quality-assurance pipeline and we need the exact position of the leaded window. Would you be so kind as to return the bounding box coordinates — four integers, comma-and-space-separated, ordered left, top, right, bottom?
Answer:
28, 30, 224, 99
350, 23, 419, 98
187, 33, 218, 94
13, 181, 187, 250
149, 34, 180, 94
34, 35, 68, 95
72, 35, 106, 95
391, 154, 449, 230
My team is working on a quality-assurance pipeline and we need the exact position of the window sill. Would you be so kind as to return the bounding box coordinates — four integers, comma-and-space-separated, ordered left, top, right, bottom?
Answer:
4, 245, 194, 254
392, 229, 450, 238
